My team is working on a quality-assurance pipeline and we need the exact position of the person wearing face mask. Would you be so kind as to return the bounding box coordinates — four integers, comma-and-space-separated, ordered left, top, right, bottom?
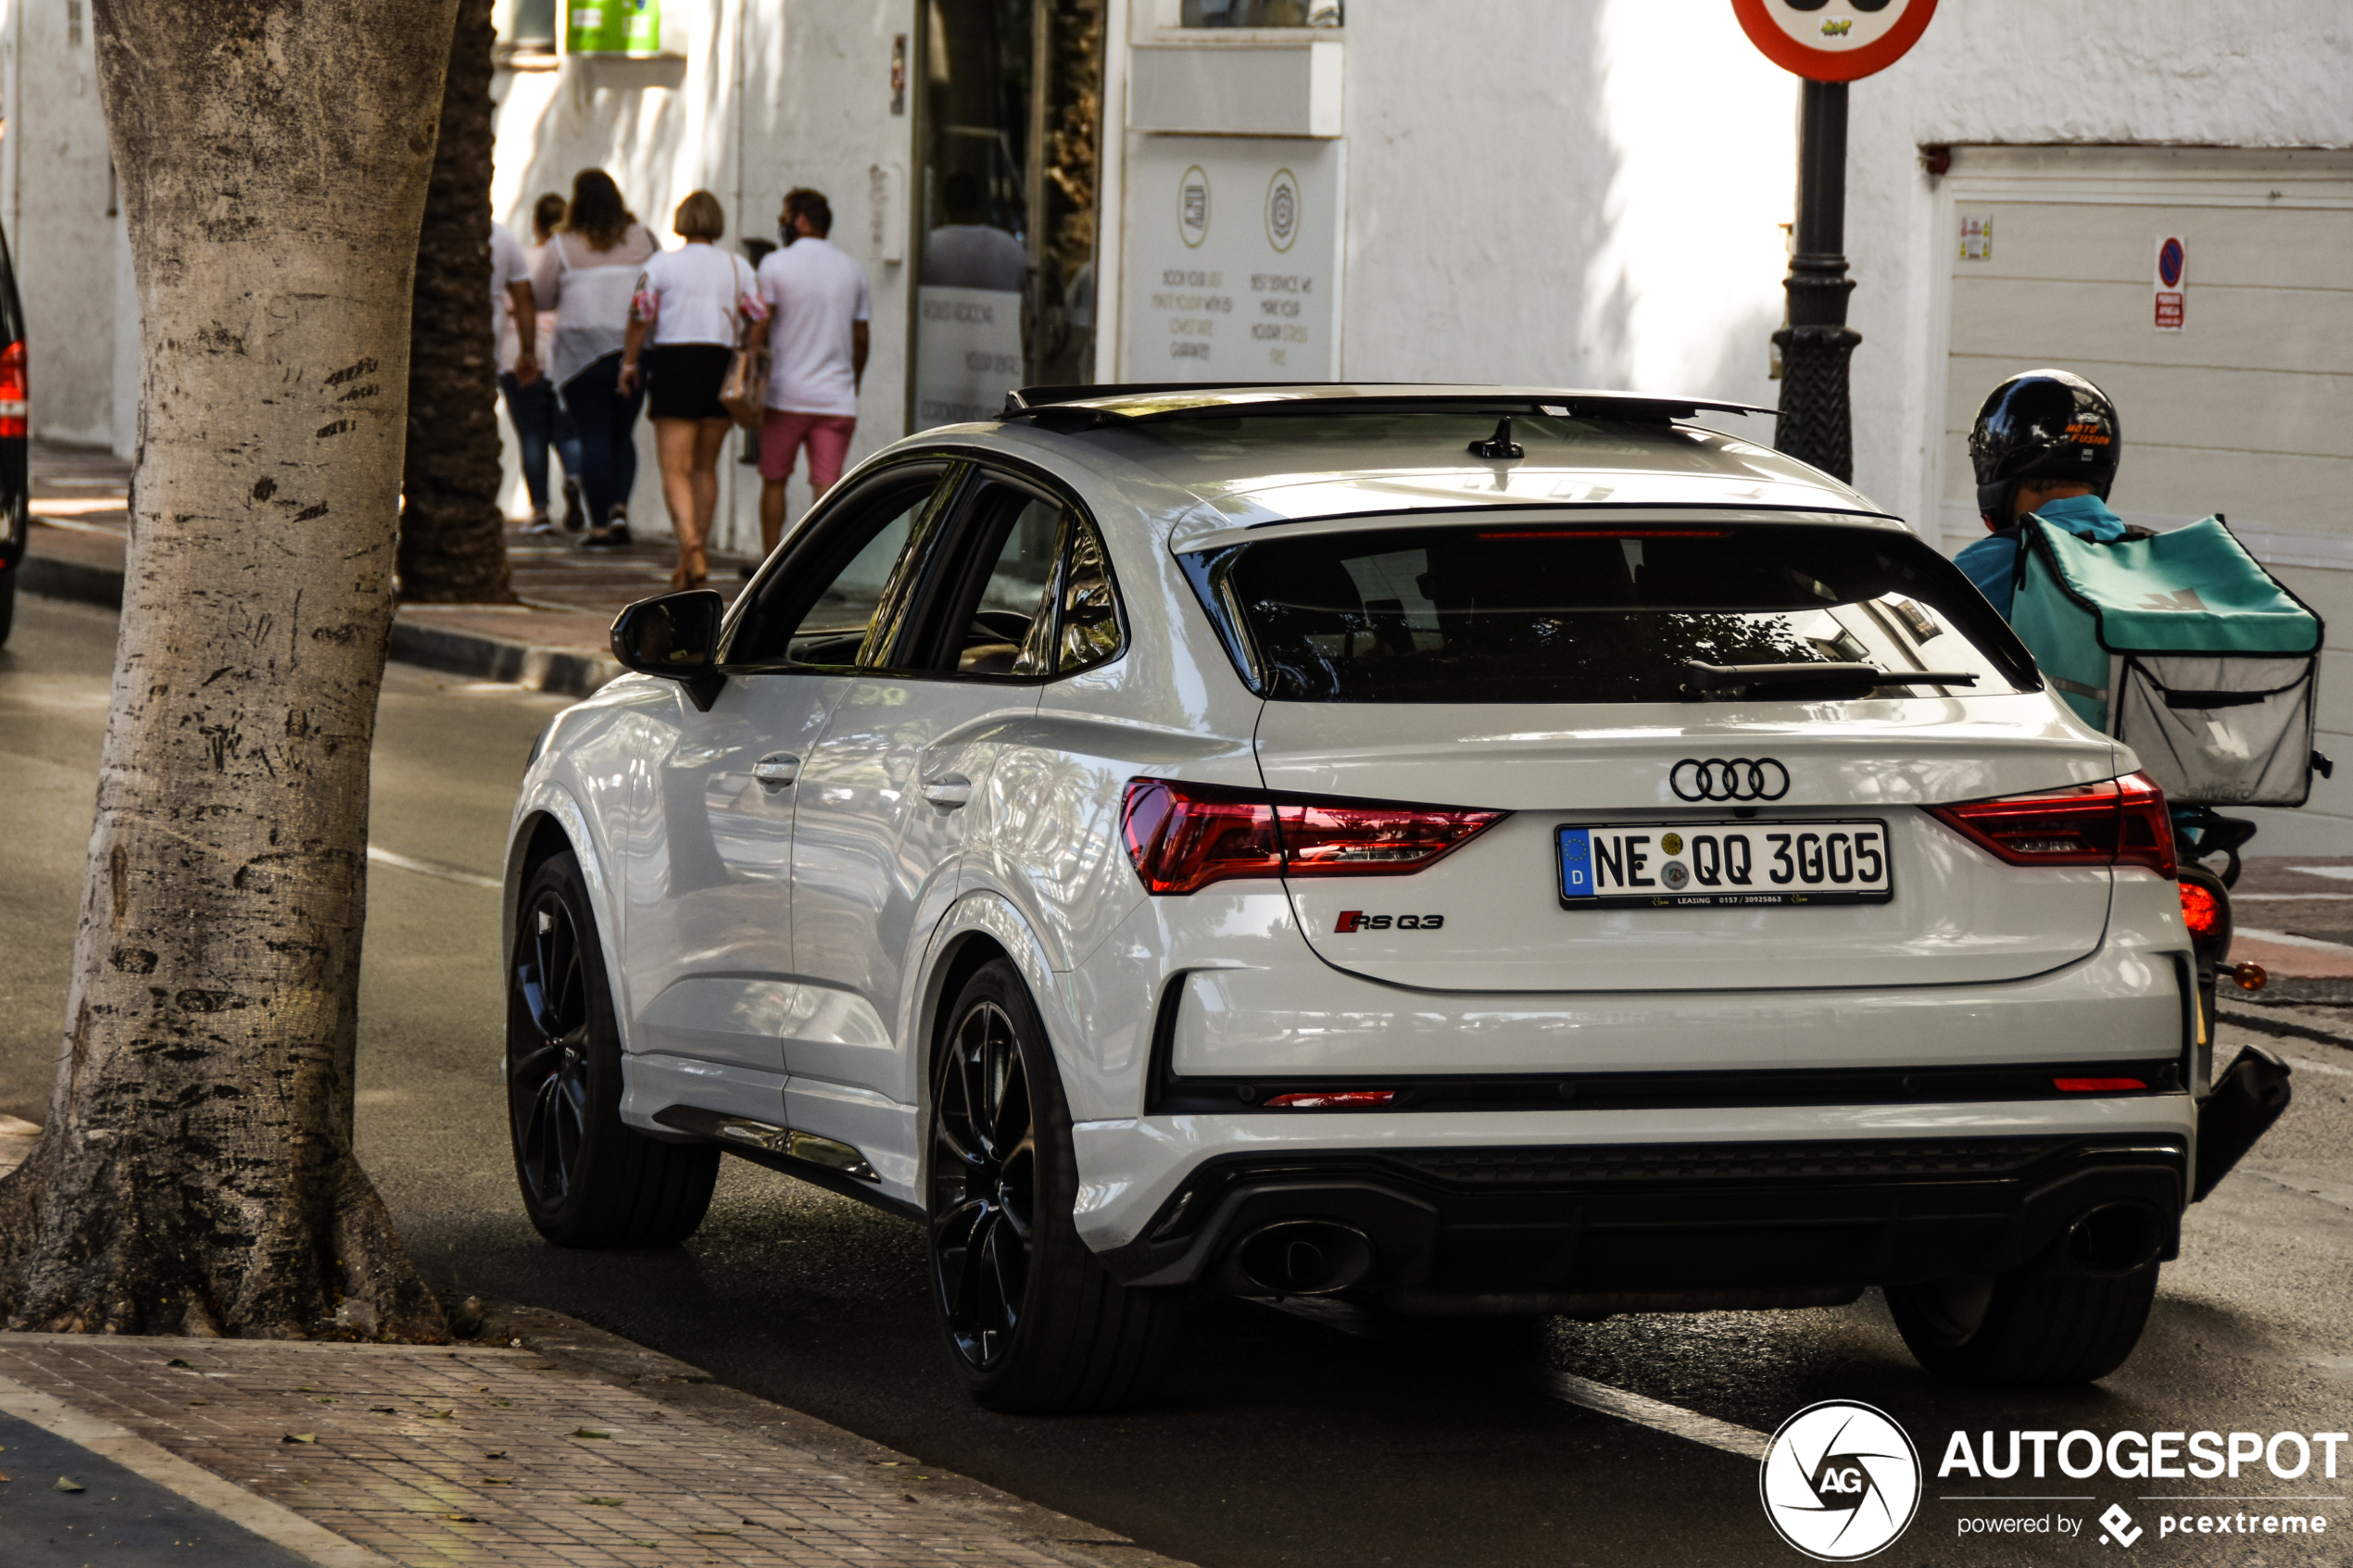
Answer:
744, 187, 870, 557
1956, 369, 2135, 619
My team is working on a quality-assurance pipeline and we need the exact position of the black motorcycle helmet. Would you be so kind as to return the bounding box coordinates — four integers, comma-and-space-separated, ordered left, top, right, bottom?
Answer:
1967, 369, 2121, 525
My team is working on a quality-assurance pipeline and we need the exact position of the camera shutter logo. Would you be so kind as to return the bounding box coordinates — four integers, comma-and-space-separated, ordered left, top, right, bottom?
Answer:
1669, 757, 1792, 802
1178, 166, 1211, 249
1265, 168, 1300, 254
1758, 1400, 1921, 1561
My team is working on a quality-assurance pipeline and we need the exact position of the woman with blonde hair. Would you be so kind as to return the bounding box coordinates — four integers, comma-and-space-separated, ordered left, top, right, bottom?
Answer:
621, 190, 762, 589
522, 169, 657, 547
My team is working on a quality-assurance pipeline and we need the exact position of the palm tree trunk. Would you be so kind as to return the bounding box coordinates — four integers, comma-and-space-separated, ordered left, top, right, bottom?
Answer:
396, 0, 511, 603
0, 0, 456, 1340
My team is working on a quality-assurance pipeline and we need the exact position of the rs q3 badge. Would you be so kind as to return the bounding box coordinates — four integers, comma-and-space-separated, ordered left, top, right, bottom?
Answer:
1334, 911, 1444, 934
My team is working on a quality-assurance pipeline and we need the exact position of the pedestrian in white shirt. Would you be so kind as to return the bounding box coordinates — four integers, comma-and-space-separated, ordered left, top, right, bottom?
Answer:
618, 191, 762, 591
744, 188, 869, 557
521, 170, 658, 548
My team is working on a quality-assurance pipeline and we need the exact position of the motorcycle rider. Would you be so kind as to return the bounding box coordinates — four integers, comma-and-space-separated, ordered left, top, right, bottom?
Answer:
1956, 368, 2133, 618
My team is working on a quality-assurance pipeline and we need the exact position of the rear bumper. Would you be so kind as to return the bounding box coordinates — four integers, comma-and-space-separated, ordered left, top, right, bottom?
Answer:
1092, 1124, 2190, 1298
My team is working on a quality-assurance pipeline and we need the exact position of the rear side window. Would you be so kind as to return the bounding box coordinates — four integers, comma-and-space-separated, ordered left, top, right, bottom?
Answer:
1188, 522, 2036, 703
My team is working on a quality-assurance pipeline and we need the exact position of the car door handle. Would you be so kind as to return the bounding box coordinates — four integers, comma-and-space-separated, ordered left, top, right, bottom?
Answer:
751, 753, 799, 790
922, 773, 974, 809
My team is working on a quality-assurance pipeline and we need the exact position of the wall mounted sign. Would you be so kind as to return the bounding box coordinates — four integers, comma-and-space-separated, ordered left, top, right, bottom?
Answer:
1730, 0, 1938, 81
1957, 212, 1993, 262
2154, 235, 2186, 332
567, 0, 660, 55
1123, 137, 1340, 382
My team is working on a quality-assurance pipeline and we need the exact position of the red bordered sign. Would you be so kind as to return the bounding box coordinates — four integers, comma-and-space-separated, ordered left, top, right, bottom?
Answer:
1730, 0, 1939, 82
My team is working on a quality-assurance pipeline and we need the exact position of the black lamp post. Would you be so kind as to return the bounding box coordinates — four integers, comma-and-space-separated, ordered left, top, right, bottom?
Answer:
1771, 80, 1859, 484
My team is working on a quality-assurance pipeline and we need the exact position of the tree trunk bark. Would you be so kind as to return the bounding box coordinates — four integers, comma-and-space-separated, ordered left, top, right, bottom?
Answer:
396, 0, 511, 603
0, 0, 459, 1340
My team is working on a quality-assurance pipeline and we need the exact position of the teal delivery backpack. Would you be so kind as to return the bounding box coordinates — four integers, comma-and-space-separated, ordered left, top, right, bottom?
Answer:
2008, 514, 2325, 807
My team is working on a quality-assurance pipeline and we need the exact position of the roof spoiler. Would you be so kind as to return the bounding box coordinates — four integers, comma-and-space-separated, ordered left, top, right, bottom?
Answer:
997, 383, 1778, 429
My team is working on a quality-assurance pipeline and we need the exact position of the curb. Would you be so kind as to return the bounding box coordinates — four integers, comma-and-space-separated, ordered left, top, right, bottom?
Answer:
18, 547, 123, 610
388, 616, 622, 698
0, 1368, 396, 1567
20, 546, 622, 700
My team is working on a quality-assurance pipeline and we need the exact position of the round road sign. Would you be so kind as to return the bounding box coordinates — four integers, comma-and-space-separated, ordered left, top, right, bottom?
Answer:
1730, 0, 1940, 82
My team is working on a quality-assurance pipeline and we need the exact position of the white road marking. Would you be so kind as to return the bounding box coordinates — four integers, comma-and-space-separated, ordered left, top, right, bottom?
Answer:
2290, 866, 2353, 883
366, 846, 501, 890
1269, 1298, 1770, 1461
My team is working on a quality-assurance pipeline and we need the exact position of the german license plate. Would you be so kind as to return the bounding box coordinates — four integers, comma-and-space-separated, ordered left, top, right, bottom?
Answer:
1556, 822, 1893, 909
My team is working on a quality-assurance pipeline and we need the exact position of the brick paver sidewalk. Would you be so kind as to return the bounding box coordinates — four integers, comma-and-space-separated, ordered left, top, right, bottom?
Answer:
0, 1331, 1159, 1568
22, 439, 750, 696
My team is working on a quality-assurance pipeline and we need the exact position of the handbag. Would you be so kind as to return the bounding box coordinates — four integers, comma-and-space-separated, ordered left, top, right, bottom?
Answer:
719, 266, 768, 429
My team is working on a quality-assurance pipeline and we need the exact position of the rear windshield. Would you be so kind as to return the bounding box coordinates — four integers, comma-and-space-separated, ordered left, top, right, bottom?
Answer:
1187, 521, 2035, 704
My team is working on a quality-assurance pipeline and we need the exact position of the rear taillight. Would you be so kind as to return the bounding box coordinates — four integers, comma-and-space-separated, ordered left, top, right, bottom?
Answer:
0, 340, 27, 437
1928, 771, 2174, 879
2179, 880, 2222, 937
2055, 1077, 2148, 1093
1120, 779, 1505, 896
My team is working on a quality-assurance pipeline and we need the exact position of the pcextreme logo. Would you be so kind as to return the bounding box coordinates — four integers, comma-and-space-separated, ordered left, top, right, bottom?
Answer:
1760, 1400, 1922, 1561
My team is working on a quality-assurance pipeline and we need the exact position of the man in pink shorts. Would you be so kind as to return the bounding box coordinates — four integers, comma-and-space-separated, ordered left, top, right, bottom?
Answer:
752, 188, 871, 556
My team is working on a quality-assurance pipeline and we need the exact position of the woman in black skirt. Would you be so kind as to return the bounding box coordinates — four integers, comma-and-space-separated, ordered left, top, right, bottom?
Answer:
620, 191, 762, 589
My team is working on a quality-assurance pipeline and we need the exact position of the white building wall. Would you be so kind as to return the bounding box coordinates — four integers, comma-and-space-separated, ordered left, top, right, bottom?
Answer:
1844, 0, 2353, 533
6, 0, 116, 448
1331, 2, 1794, 420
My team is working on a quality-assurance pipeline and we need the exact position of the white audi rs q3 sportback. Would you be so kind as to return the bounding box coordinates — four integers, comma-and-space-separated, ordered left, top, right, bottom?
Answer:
503, 385, 2248, 1413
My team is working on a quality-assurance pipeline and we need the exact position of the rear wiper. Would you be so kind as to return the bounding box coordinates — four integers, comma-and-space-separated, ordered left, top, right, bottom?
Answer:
1680, 659, 1982, 697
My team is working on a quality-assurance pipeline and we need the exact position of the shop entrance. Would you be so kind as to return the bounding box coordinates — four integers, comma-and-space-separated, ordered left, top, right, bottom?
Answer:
910, 0, 1106, 428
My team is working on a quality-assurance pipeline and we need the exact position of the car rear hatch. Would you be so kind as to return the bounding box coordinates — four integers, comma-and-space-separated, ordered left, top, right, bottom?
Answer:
1187, 513, 2129, 992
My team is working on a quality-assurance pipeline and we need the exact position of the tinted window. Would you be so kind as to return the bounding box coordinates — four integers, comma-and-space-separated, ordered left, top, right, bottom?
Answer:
898, 477, 1126, 681
724, 469, 953, 667
1192, 522, 2032, 704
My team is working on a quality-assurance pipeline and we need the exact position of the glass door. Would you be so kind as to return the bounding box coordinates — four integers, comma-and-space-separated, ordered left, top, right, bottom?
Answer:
911, 0, 1105, 429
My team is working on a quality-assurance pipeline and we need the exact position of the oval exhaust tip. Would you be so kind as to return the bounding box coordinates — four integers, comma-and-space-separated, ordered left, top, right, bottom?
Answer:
1235, 1221, 1375, 1297
2067, 1200, 2164, 1275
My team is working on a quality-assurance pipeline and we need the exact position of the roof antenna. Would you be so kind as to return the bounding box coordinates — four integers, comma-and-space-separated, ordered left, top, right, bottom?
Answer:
1468, 416, 1524, 460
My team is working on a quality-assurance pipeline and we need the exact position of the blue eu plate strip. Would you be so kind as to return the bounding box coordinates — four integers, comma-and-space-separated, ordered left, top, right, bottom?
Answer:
1557, 826, 1594, 900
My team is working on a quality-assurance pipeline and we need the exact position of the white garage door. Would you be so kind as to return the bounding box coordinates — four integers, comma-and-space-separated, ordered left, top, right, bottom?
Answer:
1937, 145, 2353, 852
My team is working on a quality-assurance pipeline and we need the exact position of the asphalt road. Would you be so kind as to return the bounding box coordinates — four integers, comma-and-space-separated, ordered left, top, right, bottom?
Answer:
5, 590, 2350, 1567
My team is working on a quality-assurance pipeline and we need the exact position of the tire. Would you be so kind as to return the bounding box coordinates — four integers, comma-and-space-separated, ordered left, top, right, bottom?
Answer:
0, 568, 16, 648
1887, 1264, 2158, 1386
507, 850, 719, 1247
927, 959, 1184, 1413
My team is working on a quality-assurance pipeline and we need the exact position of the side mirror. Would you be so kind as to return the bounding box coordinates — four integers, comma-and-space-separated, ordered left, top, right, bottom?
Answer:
610, 589, 726, 709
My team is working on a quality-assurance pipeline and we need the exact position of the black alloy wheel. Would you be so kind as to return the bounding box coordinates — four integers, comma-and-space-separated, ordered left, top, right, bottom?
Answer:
926, 959, 1184, 1412
931, 996, 1035, 1372
511, 884, 594, 1212
504, 850, 719, 1247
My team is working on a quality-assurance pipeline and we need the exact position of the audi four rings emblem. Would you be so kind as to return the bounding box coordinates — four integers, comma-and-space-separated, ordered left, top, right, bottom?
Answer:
1670, 758, 1792, 802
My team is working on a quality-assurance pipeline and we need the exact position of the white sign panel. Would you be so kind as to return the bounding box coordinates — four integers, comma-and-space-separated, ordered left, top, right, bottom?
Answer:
912, 286, 1024, 429
1123, 136, 1341, 383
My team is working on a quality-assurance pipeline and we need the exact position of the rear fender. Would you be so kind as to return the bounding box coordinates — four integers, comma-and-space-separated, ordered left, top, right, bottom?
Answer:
914, 891, 1096, 1174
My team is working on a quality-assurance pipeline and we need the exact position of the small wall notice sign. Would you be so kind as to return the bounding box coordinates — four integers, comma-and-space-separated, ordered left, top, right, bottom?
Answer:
2154, 235, 2186, 332
1957, 213, 1993, 262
